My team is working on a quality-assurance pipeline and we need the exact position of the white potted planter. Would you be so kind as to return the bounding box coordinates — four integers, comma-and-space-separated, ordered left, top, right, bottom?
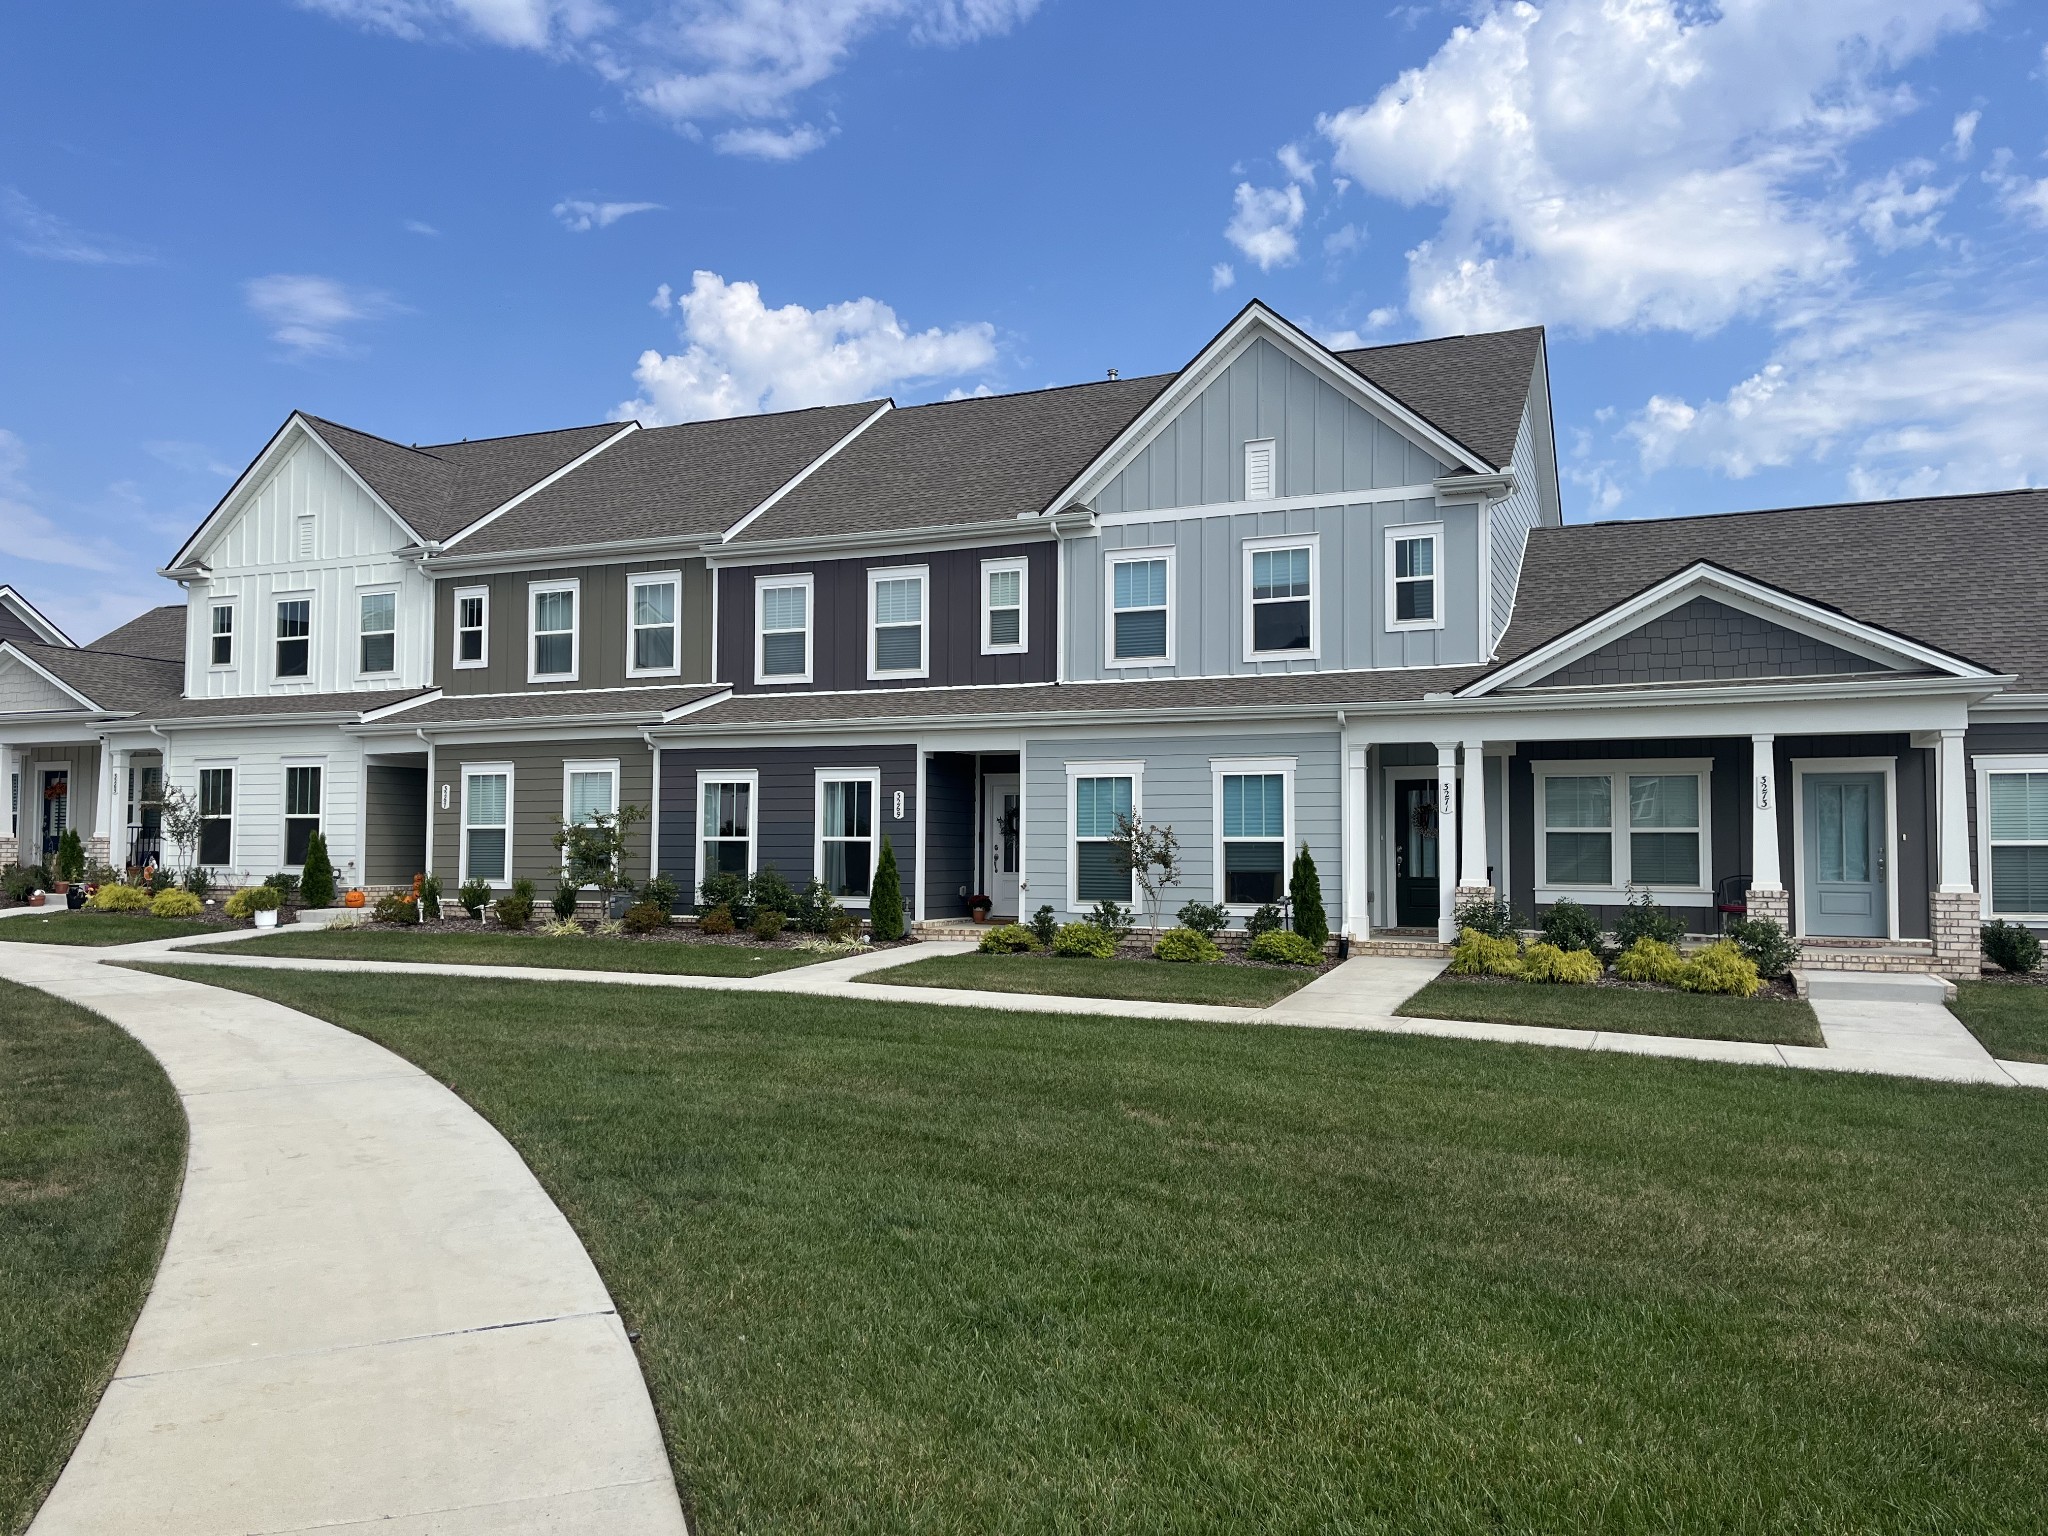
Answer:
254, 908, 278, 929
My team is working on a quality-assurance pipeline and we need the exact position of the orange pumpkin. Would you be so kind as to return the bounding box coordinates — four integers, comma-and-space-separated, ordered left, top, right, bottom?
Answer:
344, 889, 367, 909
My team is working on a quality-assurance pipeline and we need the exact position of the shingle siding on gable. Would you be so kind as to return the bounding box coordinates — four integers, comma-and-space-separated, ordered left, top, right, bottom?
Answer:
1534, 597, 1890, 688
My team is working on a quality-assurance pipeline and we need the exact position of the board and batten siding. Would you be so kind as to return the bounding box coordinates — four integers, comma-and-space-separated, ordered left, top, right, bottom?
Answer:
715, 541, 1057, 694
431, 739, 654, 888
1022, 730, 1342, 923
432, 559, 714, 695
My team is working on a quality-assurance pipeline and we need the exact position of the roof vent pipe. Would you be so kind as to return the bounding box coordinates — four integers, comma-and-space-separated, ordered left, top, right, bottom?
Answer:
1106, 368, 1119, 380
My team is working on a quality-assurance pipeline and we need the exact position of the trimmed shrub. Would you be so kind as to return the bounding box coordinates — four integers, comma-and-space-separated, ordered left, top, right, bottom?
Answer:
1249, 929, 1322, 967
1614, 937, 1688, 986
4, 863, 51, 902
1289, 843, 1329, 948
698, 905, 736, 936
1982, 919, 2042, 975
182, 867, 213, 899
1726, 915, 1797, 979
299, 831, 336, 908
225, 884, 282, 919
622, 900, 668, 935
1615, 889, 1687, 949
749, 866, 797, 923
1448, 926, 1521, 977
1245, 902, 1286, 940
978, 922, 1038, 954
1052, 921, 1117, 958
375, 892, 418, 924
88, 882, 152, 912
1153, 927, 1223, 963
457, 877, 493, 919
1677, 939, 1761, 996
418, 872, 442, 923
1175, 901, 1228, 940
1520, 942, 1601, 984
825, 911, 858, 943
791, 878, 841, 934
643, 873, 680, 914
1452, 891, 1520, 940
1537, 898, 1602, 953
54, 828, 85, 884
494, 880, 534, 929
699, 870, 753, 925
1086, 899, 1133, 942
151, 889, 203, 919
1028, 904, 1059, 948
264, 871, 300, 902
552, 878, 580, 920
751, 909, 787, 942
869, 838, 905, 942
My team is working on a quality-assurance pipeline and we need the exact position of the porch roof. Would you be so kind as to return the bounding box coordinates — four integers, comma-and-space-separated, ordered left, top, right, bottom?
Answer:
358, 684, 726, 727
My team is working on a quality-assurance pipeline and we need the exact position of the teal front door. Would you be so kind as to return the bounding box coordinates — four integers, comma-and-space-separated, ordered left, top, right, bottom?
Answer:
1803, 772, 1887, 938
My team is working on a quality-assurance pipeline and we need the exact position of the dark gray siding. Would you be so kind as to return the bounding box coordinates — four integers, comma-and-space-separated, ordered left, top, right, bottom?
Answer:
431, 738, 654, 887
1536, 598, 1889, 688
659, 743, 916, 907
0, 608, 44, 647
716, 541, 1056, 694
434, 558, 713, 695
923, 752, 976, 920
1964, 720, 2048, 901
365, 762, 427, 884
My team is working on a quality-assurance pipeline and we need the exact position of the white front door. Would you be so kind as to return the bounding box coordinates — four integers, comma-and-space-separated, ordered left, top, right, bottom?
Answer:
984, 773, 1021, 917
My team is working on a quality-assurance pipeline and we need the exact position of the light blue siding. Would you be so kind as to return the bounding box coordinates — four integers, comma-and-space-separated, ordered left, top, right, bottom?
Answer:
1486, 357, 1557, 650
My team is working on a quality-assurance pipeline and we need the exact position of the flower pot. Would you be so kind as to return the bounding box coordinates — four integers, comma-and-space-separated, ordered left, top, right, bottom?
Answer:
27, 892, 45, 907
254, 909, 278, 929
52, 881, 68, 895
971, 909, 991, 924
66, 887, 87, 911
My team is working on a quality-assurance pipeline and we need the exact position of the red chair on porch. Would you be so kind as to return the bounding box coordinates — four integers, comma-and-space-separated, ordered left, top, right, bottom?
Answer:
1716, 874, 1751, 933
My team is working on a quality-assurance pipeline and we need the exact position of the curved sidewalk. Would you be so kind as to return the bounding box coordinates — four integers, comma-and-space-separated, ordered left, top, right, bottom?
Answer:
3, 941, 688, 1536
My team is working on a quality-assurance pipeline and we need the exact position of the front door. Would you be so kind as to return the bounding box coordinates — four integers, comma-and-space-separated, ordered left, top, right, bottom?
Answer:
1393, 777, 1439, 928
1803, 771, 1888, 937
984, 773, 1021, 918
40, 769, 68, 861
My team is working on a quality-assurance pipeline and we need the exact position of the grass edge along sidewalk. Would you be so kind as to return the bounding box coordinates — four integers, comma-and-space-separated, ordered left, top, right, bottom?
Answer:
225, 925, 835, 976
0, 912, 220, 947
0, 976, 185, 1536
858, 950, 1315, 1007
134, 963, 2048, 1535
1949, 980, 2048, 1064
1398, 974, 1825, 1047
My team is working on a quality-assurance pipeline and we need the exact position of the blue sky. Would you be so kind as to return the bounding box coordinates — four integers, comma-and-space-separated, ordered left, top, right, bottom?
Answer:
4, 0, 2046, 639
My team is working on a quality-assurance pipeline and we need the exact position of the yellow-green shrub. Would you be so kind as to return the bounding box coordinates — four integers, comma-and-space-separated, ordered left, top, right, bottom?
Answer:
1519, 941, 1600, 984
1448, 926, 1520, 976
1613, 937, 1688, 986
978, 922, 1038, 954
151, 889, 204, 919
1152, 927, 1222, 963
87, 883, 151, 912
1677, 939, 1760, 997
1248, 930, 1322, 967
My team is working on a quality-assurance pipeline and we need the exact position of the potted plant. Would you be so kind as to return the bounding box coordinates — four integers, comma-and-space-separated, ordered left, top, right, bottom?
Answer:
967, 893, 993, 923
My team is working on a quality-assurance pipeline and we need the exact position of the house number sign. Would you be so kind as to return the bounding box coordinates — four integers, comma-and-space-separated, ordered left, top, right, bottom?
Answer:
893, 789, 906, 821
1438, 778, 1455, 817
1755, 775, 1772, 811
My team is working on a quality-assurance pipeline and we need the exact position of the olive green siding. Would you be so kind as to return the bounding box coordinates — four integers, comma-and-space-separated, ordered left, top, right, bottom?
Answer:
365, 761, 427, 884
433, 558, 714, 695
431, 738, 655, 888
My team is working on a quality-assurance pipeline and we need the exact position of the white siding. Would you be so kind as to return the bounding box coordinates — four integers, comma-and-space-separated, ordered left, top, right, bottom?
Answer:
0, 657, 80, 713
160, 724, 365, 886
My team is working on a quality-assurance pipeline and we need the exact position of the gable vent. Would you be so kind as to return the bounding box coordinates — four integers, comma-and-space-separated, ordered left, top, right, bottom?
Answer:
1244, 439, 1276, 501
294, 515, 316, 560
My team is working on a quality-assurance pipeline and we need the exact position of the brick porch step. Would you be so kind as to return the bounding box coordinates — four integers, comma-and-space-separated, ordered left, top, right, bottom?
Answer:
1795, 940, 1942, 974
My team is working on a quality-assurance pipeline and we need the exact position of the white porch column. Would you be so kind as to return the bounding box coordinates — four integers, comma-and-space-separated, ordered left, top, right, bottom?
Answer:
1342, 745, 1369, 939
103, 746, 129, 868
1937, 728, 1973, 893
1435, 741, 1459, 941
1749, 734, 1781, 893
0, 741, 17, 866
1459, 738, 1489, 896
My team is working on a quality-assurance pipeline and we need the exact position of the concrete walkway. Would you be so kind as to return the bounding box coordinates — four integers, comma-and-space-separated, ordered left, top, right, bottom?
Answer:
0, 940, 688, 1535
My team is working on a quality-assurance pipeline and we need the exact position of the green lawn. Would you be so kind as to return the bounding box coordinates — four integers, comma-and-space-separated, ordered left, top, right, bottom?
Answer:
1949, 980, 2048, 1064
0, 912, 218, 946
1, 978, 184, 1534
144, 964, 2048, 1534
862, 951, 1313, 1007
1399, 975, 1825, 1046
225, 926, 830, 976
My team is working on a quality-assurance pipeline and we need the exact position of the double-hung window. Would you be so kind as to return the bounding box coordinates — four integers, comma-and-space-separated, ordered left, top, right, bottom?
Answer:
463, 766, 512, 885
1984, 765, 2048, 917
1537, 761, 1709, 897
454, 586, 488, 668
817, 770, 878, 901
699, 775, 756, 886
1628, 775, 1702, 887
359, 591, 397, 675
1245, 538, 1315, 657
982, 558, 1027, 654
1070, 768, 1137, 904
198, 767, 233, 866
1108, 552, 1171, 664
869, 566, 927, 678
530, 581, 578, 681
563, 761, 619, 881
275, 598, 310, 679
756, 576, 811, 684
283, 765, 321, 866
209, 604, 234, 667
1387, 526, 1442, 631
1217, 766, 1290, 905
629, 573, 680, 677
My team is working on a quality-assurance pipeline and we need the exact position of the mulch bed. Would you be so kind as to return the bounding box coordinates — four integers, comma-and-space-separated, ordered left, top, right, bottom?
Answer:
1433, 971, 1803, 1002
342, 913, 913, 953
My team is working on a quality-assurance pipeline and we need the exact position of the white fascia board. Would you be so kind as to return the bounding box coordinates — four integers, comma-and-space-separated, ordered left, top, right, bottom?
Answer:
437, 423, 641, 551
356, 688, 444, 723
0, 642, 103, 710
705, 518, 1055, 567
660, 687, 735, 723
1461, 562, 1998, 697
718, 401, 894, 543
1045, 302, 1490, 518
0, 587, 76, 647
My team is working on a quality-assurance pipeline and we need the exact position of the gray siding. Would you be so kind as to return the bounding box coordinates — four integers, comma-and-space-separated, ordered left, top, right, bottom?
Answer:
923, 752, 977, 920
1094, 337, 1450, 513
364, 762, 427, 884
658, 743, 917, 907
1964, 720, 2048, 909
716, 541, 1056, 693
433, 558, 714, 695
19, 743, 99, 859
1537, 598, 1889, 687
1022, 730, 1342, 923
1488, 381, 1549, 650
431, 738, 654, 888
0, 608, 44, 647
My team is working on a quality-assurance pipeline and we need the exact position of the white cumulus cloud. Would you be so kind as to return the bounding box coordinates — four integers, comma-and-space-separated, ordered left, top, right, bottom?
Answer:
1224, 181, 1306, 271
1210, 261, 1236, 292
712, 123, 832, 160
244, 274, 400, 357
618, 270, 997, 424
552, 198, 662, 230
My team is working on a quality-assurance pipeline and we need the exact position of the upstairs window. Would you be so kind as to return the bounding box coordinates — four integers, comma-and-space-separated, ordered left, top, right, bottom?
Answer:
1388, 528, 1442, 631
359, 591, 396, 675
1220, 770, 1288, 904
1072, 771, 1136, 903
198, 767, 234, 865
284, 765, 321, 865
869, 567, 927, 678
275, 598, 310, 679
454, 586, 488, 668
1246, 539, 1315, 656
629, 573, 680, 677
982, 557, 1028, 654
757, 576, 812, 684
1244, 438, 1276, 501
530, 581, 578, 681
209, 603, 234, 667
1109, 553, 1171, 664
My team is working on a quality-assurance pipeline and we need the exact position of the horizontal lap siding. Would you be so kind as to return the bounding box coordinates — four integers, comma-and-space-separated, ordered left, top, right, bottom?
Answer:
923, 752, 976, 920
1964, 721, 2048, 900
431, 739, 653, 887
365, 764, 427, 884
163, 726, 360, 883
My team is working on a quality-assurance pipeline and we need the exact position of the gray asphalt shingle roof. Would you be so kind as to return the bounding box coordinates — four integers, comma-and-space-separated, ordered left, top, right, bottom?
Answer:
1337, 327, 1543, 472
374, 685, 726, 725
145, 688, 434, 721
90, 605, 187, 662
6, 640, 183, 714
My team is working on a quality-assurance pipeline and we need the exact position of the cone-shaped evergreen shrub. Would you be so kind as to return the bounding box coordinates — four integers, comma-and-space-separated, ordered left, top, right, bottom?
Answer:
868, 836, 904, 941
1289, 842, 1328, 949
299, 831, 335, 908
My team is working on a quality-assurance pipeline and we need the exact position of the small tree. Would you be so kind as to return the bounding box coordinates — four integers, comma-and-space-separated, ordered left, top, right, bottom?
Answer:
1290, 842, 1328, 949
299, 831, 336, 908
149, 782, 204, 878
1109, 811, 1183, 934
869, 836, 904, 941
552, 803, 648, 901
54, 828, 85, 884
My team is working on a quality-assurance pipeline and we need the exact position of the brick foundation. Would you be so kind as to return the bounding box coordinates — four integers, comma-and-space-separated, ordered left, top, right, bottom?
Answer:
0, 836, 15, 869
1745, 887, 1789, 929
1930, 890, 1982, 978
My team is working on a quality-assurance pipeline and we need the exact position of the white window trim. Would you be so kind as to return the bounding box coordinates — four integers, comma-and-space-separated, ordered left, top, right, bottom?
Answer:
1241, 532, 1320, 662
866, 564, 930, 681
452, 585, 490, 671
626, 570, 684, 680
814, 766, 883, 908
1065, 759, 1144, 910
754, 572, 814, 687
1790, 756, 1898, 940
980, 556, 1029, 656
528, 578, 580, 684
1243, 437, 1276, 501
561, 759, 621, 883
1532, 757, 1714, 903
459, 761, 515, 889
1104, 547, 1175, 669
696, 769, 760, 894
1975, 753, 2048, 921
1385, 522, 1446, 634
273, 593, 313, 684
208, 600, 236, 671
196, 762, 236, 870
1211, 757, 1296, 914
281, 759, 324, 870
357, 585, 400, 678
